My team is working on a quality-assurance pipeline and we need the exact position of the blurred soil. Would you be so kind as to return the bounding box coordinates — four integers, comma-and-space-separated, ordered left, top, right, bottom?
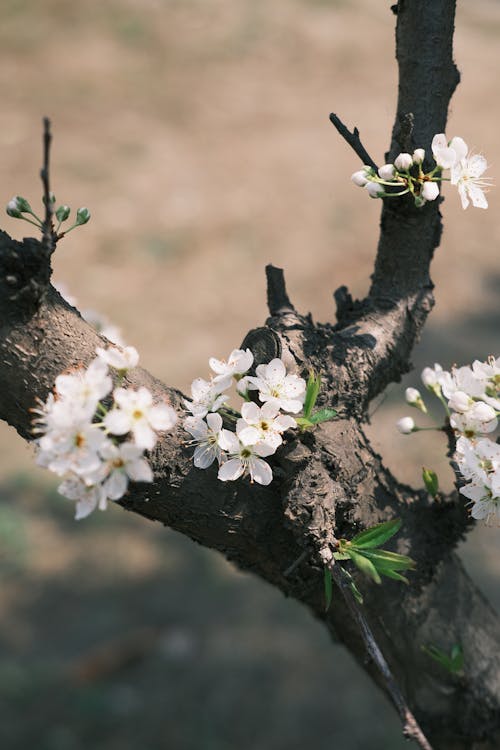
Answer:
0, 0, 499, 748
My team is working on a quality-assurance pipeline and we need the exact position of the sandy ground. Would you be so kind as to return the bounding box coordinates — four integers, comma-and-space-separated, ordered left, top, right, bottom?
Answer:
0, 1, 499, 748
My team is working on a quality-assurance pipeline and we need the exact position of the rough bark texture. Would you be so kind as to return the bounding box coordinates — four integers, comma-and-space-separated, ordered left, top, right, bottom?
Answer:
1, 1, 499, 748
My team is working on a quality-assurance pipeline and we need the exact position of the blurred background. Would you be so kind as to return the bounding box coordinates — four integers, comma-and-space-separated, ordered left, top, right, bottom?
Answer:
0, 0, 499, 747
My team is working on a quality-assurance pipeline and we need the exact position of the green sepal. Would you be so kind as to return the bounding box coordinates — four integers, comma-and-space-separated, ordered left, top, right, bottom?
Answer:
350, 518, 402, 549
309, 408, 337, 425
324, 566, 333, 612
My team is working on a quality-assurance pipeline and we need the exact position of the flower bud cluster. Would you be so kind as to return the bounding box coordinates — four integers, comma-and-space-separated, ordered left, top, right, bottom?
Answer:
183, 349, 306, 486
350, 133, 491, 210
32, 346, 177, 519
398, 356, 500, 525
5, 194, 90, 236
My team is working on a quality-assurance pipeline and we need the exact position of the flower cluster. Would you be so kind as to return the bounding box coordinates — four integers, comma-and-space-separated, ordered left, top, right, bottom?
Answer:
397, 356, 500, 525
351, 134, 491, 210
32, 346, 177, 519
183, 350, 306, 486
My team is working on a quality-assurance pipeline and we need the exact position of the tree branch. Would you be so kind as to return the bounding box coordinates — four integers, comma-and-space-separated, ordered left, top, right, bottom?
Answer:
329, 113, 378, 171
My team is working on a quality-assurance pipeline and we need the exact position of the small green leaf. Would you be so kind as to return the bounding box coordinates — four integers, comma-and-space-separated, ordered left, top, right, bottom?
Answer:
304, 370, 321, 420
324, 566, 333, 612
422, 467, 439, 498
309, 408, 337, 425
341, 568, 363, 604
422, 643, 463, 674
348, 550, 381, 584
350, 519, 402, 549
333, 551, 351, 561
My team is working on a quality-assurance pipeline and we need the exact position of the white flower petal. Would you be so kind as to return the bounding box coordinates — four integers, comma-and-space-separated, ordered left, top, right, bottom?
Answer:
218, 458, 245, 482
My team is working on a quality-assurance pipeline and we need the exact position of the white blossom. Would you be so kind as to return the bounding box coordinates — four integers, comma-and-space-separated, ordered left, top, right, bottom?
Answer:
451, 151, 491, 210
105, 386, 177, 450
54, 358, 112, 417
58, 478, 108, 520
98, 441, 154, 500
96, 345, 139, 371
245, 359, 306, 413
183, 376, 231, 418
209, 348, 253, 382
184, 413, 225, 469
236, 401, 296, 450
431, 133, 467, 170
217, 430, 274, 485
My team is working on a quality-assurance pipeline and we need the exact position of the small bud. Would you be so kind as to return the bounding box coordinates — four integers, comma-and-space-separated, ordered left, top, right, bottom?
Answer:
49, 192, 56, 204
76, 207, 91, 225
405, 387, 427, 413
412, 148, 425, 164
378, 163, 395, 181
10, 195, 32, 213
421, 181, 439, 201
396, 416, 415, 434
56, 205, 71, 222
394, 153, 413, 171
422, 467, 439, 498
365, 181, 384, 198
421, 365, 443, 393
351, 167, 371, 187
6, 197, 22, 218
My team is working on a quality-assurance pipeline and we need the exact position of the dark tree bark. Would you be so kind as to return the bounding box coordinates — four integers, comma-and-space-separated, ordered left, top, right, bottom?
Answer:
1, 1, 499, 748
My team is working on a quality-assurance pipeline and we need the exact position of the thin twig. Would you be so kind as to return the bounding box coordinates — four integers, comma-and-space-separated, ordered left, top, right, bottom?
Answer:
40, 117, 56, 252
329, 113, 378, 171
329, 562, 433, 750
283, 548, 310, 578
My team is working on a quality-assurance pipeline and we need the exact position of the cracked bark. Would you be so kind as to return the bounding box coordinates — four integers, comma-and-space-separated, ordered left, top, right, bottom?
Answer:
1, 1, 499, 748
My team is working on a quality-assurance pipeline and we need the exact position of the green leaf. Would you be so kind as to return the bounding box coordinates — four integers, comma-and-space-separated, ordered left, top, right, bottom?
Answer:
349, 579, 364, 604
309, 408, 337, 425
350, 519, 402, 549
422, 643, 463, 674
303, 370, 321, 420
348, 550, 381, 584
375, 568, 409, 584
324, 566, 333, 612
451, 644, 464, 672
358, 549, 416, 571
